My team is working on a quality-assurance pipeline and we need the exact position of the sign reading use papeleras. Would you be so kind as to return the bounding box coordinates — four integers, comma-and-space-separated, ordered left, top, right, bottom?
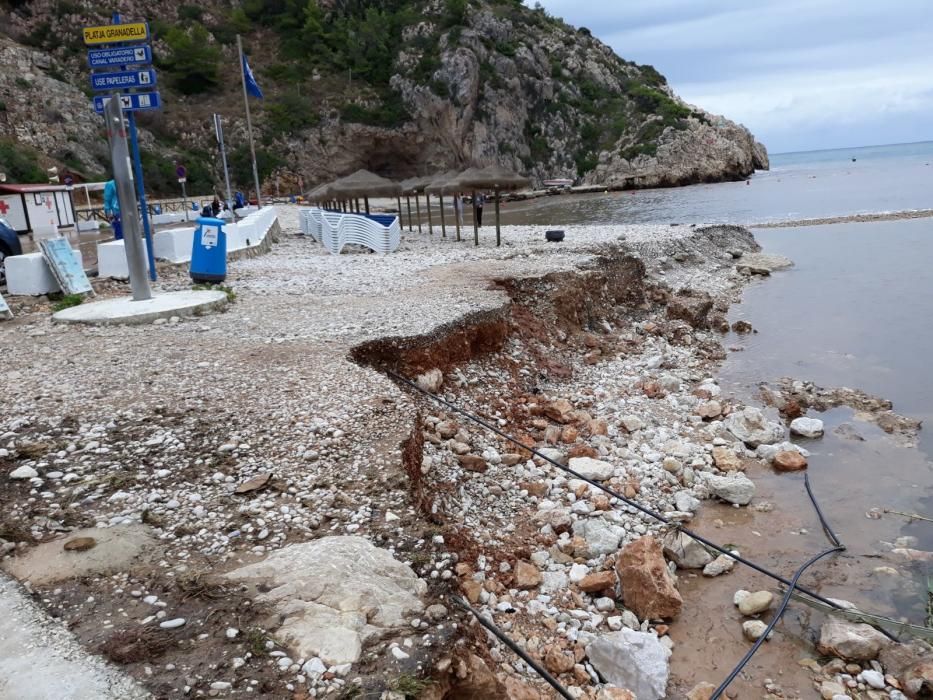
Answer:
90, 69, 156, 92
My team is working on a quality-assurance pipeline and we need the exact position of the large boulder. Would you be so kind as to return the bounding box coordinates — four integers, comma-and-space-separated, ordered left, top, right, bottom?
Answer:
817, 617, 891, 661
702, 472, 756, 505
225, 536, 426, 665
573, 518, 625, 558
725, 407, 785, 447
662, 530, 714, 570
615, 536, 683, 619
568, 456, 615, 481
587, 629, 671, 700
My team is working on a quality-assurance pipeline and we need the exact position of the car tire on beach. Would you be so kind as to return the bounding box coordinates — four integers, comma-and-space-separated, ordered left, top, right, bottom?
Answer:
545, 230, 565, 242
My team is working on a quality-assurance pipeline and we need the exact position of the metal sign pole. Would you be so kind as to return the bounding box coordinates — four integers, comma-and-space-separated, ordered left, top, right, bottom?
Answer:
126, 111, 157, 281
214, 114, 234, 211
180, 179, 189, 218
104, 95, 151, 301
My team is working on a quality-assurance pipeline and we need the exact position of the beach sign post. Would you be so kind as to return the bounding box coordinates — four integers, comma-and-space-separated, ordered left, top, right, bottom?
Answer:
85, 14, 158, 281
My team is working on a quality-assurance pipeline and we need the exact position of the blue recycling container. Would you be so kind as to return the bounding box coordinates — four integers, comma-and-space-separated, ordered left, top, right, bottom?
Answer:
189, 216, 227, 283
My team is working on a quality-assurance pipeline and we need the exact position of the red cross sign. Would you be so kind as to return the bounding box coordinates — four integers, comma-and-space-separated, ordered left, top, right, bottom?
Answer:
0, 200, 9, 215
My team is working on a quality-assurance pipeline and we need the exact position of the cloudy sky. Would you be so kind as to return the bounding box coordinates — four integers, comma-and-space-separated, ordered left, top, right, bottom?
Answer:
530, 0, 933, 153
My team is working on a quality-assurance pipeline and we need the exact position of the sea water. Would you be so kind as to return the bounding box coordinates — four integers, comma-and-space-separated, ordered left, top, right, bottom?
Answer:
501, 140, 933, 225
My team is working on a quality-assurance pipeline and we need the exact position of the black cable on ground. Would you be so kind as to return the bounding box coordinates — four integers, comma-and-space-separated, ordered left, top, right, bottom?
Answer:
390, 370, 849, 613
709, 544, 845, 699
805, 473, 844, 548
453, 596, 575, 700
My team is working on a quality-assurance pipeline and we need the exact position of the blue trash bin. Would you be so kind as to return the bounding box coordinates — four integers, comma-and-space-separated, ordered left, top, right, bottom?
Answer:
190, 216, 227, 283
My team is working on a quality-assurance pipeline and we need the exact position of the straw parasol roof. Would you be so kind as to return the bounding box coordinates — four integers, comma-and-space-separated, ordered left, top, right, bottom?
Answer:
400, 176, 430, 194
306, 183, 333, 202
456, 164, 530, 191
329, 169, 402, 198
423, 170, 461, 195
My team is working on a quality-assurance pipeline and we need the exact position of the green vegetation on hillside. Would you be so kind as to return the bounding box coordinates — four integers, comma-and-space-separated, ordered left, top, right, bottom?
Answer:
0, 139, 45, 183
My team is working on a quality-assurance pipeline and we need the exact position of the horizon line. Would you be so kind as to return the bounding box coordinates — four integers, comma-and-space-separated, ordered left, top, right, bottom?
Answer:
772, 139, 933, 156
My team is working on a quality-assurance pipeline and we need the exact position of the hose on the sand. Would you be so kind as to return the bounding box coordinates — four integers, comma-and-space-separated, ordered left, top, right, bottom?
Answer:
453, 596, 575, 700
389, 370, 854, 613
710, 473, 847, 698
710, 543, 845, 699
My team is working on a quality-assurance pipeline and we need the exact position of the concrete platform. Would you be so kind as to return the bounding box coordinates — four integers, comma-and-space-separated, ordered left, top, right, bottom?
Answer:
52, 290, 228, 325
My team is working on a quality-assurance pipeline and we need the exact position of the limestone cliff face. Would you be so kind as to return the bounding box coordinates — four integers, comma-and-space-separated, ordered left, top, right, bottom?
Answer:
0, 0, 767, 192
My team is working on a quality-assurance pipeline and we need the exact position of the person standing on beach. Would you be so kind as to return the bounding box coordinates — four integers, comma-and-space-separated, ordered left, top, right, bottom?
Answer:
103, 179, 122, 241
475, 191, 486, 227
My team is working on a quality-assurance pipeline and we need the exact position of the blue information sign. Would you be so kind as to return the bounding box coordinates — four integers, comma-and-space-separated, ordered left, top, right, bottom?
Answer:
93, 92, 161, 114
87, 45, 152, 68
91, 69, 156, 91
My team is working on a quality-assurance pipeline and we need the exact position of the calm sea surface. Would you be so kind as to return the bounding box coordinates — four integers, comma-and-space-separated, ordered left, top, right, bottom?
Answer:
500, 140, 933, 225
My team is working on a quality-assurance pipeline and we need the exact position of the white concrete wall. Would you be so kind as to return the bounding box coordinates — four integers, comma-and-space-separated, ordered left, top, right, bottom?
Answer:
97, 206, 279, 277
97, 240, 149, 280
5, 249, 85, 296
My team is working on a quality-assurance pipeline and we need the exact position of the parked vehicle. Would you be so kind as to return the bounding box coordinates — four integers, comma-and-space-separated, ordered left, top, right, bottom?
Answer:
0, 216, 23, 286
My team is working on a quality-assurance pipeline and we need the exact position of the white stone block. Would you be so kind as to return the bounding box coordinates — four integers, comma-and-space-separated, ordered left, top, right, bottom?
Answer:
5, 249, 85, 296
152, 227, 195, 263
98, 240, 148, 280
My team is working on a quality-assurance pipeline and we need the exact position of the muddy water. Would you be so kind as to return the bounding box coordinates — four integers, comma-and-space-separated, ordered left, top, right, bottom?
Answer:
671, 219, 933, 696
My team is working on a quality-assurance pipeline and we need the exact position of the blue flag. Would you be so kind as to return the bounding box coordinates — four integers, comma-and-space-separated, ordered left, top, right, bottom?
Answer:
243, 54, 263, 99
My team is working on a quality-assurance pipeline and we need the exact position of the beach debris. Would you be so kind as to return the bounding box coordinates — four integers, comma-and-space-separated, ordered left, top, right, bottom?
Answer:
234, 472, 271, 494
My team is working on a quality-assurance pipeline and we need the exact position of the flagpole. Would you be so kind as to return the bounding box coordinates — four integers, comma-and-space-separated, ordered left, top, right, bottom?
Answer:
237, 35, 262, 208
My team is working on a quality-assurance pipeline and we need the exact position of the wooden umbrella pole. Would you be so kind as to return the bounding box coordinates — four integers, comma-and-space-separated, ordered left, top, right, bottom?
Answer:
406, 195, 413, 231
472, 189, 479, 246
439, 193, 447, 238
454, 193, 461, 242
495, 188, 501, 247
396, 195, 402, 224
427, 194, 433, 235
365, 196, 370, 215
415, 193, 422, 233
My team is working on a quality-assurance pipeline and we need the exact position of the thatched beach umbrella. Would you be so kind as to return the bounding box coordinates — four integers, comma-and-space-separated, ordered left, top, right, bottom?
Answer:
329, 169, 402, 215
424, 170, 460, 239
306, 183, 333, 207
400, 176, 429, 233
455, 165, 531, 246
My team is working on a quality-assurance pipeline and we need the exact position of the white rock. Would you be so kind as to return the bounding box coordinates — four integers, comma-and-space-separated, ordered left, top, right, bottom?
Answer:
725, 407, 784, 447
9, 466, 38, 480
568, 457, 614, 481
790, 416, 824, 438
859, 670, 885, 689
391, 646, 410, 660
225, 536, 426, 665
415, 368, 443, 393
302, 657, 326, 677
662, 530, 713, 569
586, 629, 671, 700
210, 682, 232, 691
573, 518, 625, 558
742, 620, 771, 641
225, 627, 239, 640
703, 554, 736, 577
159, 618, 186, 629
702, 472, 756, 505
569, 563, 590, 583
674, 492, 700, 513
595, 597, 615, 612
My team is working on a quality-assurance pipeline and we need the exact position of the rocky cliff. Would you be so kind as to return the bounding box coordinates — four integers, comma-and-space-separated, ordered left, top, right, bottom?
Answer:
0, 0, 768, 194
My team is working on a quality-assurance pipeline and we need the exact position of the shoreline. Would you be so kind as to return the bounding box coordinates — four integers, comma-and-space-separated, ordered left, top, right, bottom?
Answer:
751, 208, 933, 228
0, 211, 926, 698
